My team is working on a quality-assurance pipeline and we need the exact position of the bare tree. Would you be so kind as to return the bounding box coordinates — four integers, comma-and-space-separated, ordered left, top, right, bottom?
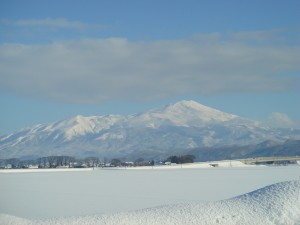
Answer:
111, 158, 122, 167
5, 158, 20, 168
84, 157, 99, 167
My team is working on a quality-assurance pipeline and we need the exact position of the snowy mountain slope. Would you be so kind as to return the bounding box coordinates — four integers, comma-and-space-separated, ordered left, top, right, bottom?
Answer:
1, 180, 299, 225
0, 100, 299, 159
128, 100, 239, 128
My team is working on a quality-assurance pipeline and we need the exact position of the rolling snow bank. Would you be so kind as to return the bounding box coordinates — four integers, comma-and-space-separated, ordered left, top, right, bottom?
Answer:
1, 180, 299, 225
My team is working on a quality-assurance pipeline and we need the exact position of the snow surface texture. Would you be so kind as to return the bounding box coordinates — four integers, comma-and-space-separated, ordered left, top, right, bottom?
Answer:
0, 168, 93, 173
0, 180, 299, 225
1, 166, 299, 219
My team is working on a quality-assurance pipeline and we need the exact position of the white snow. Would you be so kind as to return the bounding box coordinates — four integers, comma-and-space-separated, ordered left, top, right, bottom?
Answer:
96, 131, 125, 140
120, 160, 255, 169
123, 100, 239, 129
0, 180, 299, 225
48, 115, 122, 140
202, 130, 216, 146
0, 168, 93, 173
134, 100, 239, 128
2, 100, 300, 159
1, 164, 300, 224
162, 100, 238, 122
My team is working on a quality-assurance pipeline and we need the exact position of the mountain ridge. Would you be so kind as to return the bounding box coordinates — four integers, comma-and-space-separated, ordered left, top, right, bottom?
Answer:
1, 100, 299, 160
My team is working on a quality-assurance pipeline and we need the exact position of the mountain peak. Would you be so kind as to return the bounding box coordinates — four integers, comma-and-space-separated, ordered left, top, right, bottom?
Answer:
167, 100, 214, 111
1, 99, 300, 159
160, 100, 238, 123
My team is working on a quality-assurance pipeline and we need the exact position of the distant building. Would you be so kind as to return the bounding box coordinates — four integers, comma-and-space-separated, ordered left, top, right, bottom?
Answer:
28, 165, 39, 169
5, 164, 12, 169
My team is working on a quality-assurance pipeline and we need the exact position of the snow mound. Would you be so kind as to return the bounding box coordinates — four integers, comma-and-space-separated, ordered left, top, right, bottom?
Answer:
1, 180, 299, 225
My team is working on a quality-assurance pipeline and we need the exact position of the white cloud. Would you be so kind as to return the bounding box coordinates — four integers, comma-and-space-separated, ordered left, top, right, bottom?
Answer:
2, 18, 103, 30
229, 28, 300, 44
268, 112, 296, 128
0, 32, 300, 104
230, 29, 282, 42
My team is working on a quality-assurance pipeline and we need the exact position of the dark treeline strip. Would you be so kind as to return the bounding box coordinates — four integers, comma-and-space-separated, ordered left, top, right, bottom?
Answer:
0, 156, 99, 169
0, 154, 195, 169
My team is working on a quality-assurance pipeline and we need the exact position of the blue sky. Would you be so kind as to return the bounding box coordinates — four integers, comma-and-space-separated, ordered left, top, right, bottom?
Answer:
0, 0, 300, 135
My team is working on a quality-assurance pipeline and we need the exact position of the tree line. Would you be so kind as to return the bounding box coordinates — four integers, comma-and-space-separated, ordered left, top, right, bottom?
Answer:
165, 155, 195, 164
0, 154, 196, 169
0, 156, 100, 169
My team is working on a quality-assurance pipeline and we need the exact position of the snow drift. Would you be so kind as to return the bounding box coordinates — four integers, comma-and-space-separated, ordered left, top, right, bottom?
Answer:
1, 180, 299, 225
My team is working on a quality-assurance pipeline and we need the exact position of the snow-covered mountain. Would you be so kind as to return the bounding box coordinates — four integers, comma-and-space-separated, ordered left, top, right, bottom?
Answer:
1, 100, 299, 159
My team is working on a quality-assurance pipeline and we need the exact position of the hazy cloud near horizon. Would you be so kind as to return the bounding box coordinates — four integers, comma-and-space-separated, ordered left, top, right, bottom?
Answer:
1, 30, 299, 104
1, 18, 105, 31
268, 112, 298, 129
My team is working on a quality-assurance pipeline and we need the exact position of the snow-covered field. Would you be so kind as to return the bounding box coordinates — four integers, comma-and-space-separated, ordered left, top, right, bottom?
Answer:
0, 162, 300, 225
